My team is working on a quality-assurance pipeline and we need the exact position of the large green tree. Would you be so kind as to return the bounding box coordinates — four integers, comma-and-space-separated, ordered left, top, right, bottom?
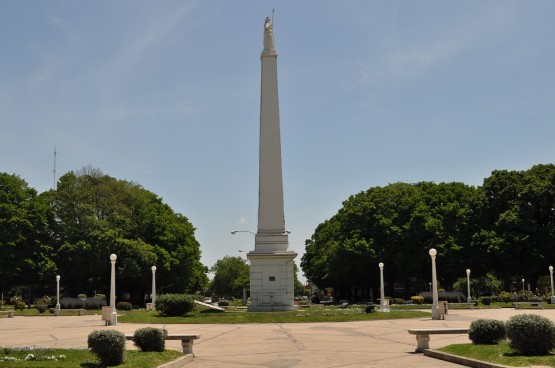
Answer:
47, 168, 208, 304
478, 164, 555, 290
0, 173, 55, 298
209, 256, 249, 299
302, 181, 479, 300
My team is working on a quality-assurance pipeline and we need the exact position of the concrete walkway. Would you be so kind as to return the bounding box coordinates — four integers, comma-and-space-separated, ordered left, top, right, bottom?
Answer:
2, 308, 555, 367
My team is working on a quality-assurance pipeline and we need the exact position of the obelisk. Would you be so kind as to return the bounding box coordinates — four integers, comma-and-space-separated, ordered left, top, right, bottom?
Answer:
247, 16, 297, 311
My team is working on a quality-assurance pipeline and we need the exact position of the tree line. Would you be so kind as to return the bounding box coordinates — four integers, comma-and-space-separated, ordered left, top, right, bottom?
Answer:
301, 164, 555, 301
0, 167, 208, 306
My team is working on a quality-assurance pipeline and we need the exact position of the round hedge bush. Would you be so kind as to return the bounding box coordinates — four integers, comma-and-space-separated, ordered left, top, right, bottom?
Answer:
133, 327, 167, 352
116, 301, 133, 310
87, 329, 126, 366
480, 297, 492, 306
468, 319, 506, 344
506, 314, 555, 355
156, 294, 195, 316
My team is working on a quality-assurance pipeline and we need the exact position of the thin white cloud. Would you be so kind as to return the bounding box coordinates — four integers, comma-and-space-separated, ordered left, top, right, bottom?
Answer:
359, 3, 518, 88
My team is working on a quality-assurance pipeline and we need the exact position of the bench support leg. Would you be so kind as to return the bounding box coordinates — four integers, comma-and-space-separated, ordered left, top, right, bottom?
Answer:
415, 334, 430, 353
181, 340, 194, 357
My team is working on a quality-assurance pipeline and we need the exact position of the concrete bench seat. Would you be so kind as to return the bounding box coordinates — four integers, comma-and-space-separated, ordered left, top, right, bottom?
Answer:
55, 308, 85, 316
408, 328, 468, 352
448, 302, 475, 309
513, 301, 544, 309
0, 310, 15, 318
125, 334, 201, 356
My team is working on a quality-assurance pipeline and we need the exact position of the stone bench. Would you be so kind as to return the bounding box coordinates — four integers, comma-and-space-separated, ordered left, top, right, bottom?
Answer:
408, 328, 468, 352
0, 310, 15, 318
513, 301, 544, 309
125, 334, 201, 356
55, 308, 85, 316
448, 302, 475, 309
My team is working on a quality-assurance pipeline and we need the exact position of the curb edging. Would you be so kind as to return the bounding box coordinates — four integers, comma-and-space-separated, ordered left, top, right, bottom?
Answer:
424, 349, 512, 368
156, 354, 193, 368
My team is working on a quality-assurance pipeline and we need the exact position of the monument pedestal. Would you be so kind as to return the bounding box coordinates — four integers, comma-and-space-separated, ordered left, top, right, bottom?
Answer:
248, 251, 297, 311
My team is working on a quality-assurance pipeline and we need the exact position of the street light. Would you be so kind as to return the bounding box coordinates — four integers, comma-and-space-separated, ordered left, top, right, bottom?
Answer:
466, 269, 471, 303
151, 266, 157, 310
378, 262, 388, 312
231, 230, 256, 235
55, 275, 61, 311
550, 266, 555, 304
110, 254, 117, 325
522, 278, 525, 293
429, 248, 440, 320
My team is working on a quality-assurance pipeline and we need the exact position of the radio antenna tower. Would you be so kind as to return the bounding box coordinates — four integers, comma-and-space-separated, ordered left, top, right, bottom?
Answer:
53, 146, 57, 190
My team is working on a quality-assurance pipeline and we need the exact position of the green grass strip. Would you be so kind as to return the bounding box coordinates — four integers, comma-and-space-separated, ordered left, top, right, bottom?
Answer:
0, 348, 182, 367
439, 342, 555, 367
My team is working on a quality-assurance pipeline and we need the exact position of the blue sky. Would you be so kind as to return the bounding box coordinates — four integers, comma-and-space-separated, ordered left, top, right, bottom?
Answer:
1, 1, 554, 283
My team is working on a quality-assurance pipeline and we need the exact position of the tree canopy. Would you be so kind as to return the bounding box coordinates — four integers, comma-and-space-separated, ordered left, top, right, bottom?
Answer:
0, 168, 208, 305
209, 256, 249, 299
301, 164, 555, 301
0, 173, 55, 294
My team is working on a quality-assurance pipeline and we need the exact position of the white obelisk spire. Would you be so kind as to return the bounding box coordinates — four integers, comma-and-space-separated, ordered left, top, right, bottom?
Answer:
248, 16, 296, 311
255, 16, 288, 252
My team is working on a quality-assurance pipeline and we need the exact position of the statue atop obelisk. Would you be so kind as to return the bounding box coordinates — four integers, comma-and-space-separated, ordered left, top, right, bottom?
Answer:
247, 15, 297, 312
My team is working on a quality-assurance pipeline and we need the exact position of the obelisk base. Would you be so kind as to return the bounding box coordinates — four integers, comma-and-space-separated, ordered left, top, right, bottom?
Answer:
247, 251, 297, 311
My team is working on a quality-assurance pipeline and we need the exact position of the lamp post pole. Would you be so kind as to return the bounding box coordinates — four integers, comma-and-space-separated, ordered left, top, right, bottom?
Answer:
429, 248, 440, 320
151, 266, 157, 310
56, 275, 61, 311
522, 278, 525, 293
550, 266, 555, 304
110, 254, 117, 325
466, 269, 471, 303
378, 262, 387, 312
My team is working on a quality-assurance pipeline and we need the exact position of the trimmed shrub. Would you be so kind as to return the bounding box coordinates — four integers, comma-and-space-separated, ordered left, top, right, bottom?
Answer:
156, 294, 195, 316
529, 296, 543, 303
133, 327, 167, 352
87, 330, 126, 366
87, 296, 107, 310
468, 319, 506, 344
218, 300, 229, 307
34, 296, 52, 313
60, 297, 86, 309
506, 314, 555, 355
10, 296, 26, 311
411, 296, 424, 305
116, 301, 133, 311
480, 297, 491, 306
498, 291, 512, 303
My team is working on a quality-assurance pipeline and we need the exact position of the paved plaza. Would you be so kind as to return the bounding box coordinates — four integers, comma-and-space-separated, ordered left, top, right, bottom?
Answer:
2, 308, 555, 367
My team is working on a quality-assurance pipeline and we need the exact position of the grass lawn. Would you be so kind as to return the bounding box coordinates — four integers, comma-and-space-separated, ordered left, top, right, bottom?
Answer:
0, 307, 100, 317
118, 305, 430, 324
0, 348, 183, 367
439, 342, 555, 367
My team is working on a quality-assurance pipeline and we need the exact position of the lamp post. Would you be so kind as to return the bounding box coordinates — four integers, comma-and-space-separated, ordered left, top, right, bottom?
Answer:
550, 266, 555, 304
466, 269, 471, 303
55, 275, 61, 311
151, 266, 157, 310
378, 262, 388, 312
522, 278, 525, 293
110, 254, 117, 325
429, 248, 440, 320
